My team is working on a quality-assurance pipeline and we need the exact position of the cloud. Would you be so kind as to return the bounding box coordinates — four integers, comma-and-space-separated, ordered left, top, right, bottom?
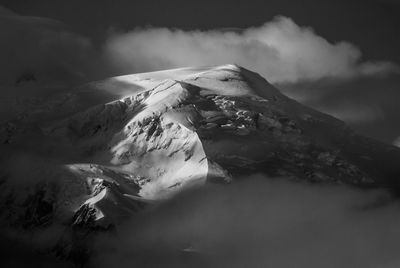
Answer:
3, 155, 400, 268
1, 10, 396, 86
91, 175, 400, 268
0, 6, 16, 15
0, 6, 101, 84
105, 16, 399, 83
317, 103, 385, 124
279, 75, 400, 144
393, 137, 400, 148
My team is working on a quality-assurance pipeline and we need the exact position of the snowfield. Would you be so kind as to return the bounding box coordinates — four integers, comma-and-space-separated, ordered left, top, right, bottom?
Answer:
1, 64, 400, 228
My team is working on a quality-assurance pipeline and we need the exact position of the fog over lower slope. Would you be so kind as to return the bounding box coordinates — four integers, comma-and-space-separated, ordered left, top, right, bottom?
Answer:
1, 64, 400, 267
92, 177, 400, 268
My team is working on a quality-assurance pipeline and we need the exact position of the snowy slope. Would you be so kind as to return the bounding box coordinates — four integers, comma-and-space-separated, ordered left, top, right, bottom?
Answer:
1, 64, 400, 228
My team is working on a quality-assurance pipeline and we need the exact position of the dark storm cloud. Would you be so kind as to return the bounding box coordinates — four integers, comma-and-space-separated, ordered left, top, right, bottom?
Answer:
105, 16, 398, 83
91, 176, 400, 268
0, 6, 100, 84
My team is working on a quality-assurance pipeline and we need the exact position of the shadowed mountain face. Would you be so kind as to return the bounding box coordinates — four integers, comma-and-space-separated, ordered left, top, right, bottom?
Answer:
1, 64, 400, 230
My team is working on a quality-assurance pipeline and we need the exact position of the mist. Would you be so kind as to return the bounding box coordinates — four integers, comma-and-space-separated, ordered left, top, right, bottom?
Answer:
91, 175, 400, 268
394, 137, 400, 148
2, 155, 400, 268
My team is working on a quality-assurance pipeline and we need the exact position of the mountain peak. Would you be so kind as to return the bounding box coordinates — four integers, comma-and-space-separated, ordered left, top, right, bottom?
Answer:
2, 65, 400, 228
80, 64, 280, 104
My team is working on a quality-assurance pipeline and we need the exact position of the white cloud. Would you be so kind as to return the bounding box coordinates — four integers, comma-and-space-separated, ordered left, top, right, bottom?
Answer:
105, 16, 399, 83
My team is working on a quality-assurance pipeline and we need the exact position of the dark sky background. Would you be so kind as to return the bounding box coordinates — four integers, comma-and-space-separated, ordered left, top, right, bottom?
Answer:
0, 0, 399, 144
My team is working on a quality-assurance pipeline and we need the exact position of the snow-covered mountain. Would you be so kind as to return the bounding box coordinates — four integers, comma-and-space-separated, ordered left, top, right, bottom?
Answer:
1, 64, 400, 229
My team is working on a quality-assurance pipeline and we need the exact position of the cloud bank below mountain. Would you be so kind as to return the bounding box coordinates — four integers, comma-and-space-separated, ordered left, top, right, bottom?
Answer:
92, 176, 400, 268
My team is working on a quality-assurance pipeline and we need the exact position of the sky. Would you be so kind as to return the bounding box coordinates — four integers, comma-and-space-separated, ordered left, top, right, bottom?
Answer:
0, 0, 399, 144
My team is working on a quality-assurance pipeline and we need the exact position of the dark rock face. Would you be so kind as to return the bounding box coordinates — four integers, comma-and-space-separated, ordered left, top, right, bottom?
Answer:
0, 181, 58, 229
22, 191, 54, 228
72, 204, 97, 227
